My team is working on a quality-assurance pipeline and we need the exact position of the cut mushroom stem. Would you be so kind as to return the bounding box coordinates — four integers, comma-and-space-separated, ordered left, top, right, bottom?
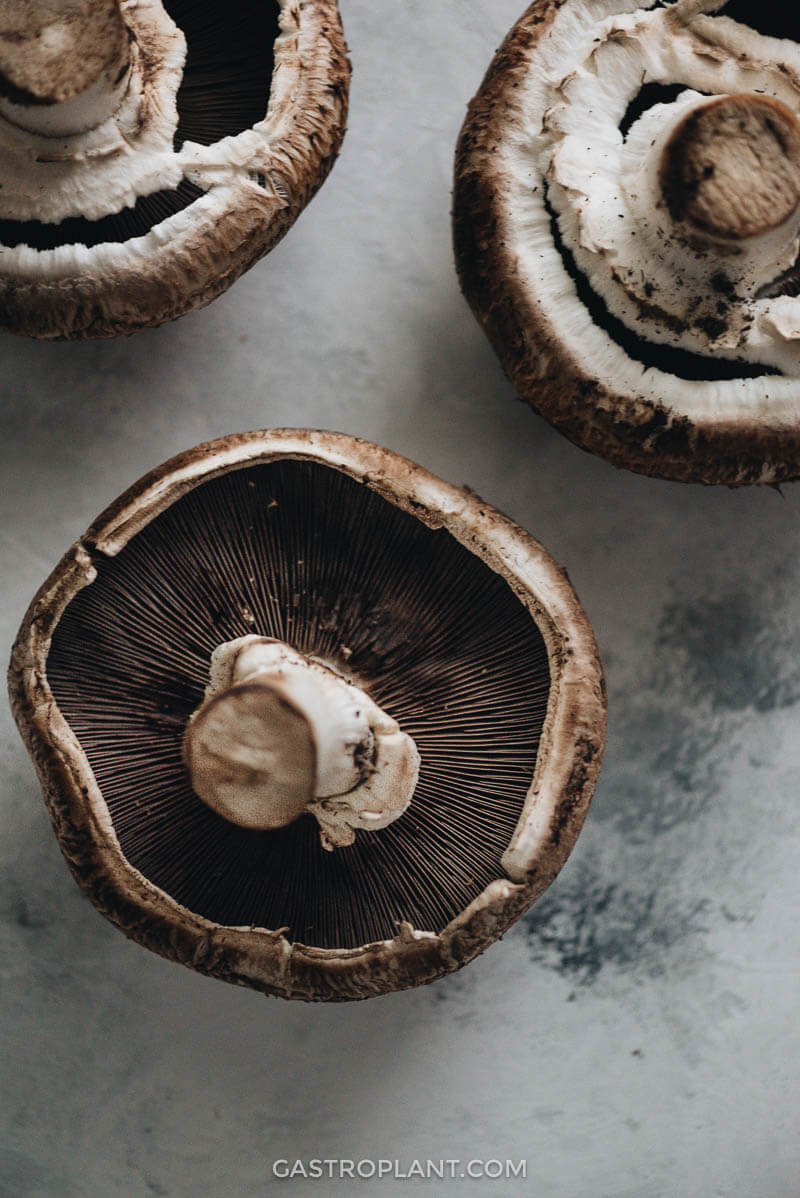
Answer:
658, 94, 800, 243
183, 636, 420, 851
0, 0, 133, 136
618, 86, 800, 348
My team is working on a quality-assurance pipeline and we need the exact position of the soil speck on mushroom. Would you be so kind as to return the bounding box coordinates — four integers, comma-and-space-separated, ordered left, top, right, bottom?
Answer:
454, 0, 800, 483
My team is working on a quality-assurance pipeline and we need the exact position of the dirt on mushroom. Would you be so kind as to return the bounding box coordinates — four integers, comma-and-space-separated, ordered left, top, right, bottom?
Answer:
454, 0, 800, 484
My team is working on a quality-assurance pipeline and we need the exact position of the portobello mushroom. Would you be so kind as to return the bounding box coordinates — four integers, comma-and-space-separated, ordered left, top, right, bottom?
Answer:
454, 0, 800, 484
9, 430, 606, 1000
0, 0, 349, 338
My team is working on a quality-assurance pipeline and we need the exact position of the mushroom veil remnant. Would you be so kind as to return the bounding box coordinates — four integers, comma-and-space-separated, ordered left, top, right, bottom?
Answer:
0, 0, 349, 338
454, 0, 800, 483
9, 429, 606, 1001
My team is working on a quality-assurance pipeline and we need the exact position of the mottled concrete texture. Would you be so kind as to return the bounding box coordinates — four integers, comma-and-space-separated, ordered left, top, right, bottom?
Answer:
2, 2, 800, 1195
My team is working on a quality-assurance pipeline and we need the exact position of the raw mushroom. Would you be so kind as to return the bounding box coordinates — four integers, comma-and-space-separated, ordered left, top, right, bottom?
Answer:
8, 429, 606, 1001
0, 0, 349, 339
453, 0, 800, 484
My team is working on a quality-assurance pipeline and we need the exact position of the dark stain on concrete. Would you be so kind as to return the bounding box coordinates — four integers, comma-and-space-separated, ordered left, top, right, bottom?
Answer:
606, 699, 728, 839
519, 564, 800, 986
598, 579, 800, 841
657, 591, 800, 714
12, 896, 50, 931
521, 860, 710, 985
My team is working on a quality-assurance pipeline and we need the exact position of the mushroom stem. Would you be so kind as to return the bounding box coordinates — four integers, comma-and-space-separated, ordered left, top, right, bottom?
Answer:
0, 0, 132, 136
184, 637, 420, 851
658, 94, 800, 244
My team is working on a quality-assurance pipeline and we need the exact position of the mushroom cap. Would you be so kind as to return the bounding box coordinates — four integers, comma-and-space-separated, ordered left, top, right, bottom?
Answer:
8, 429, 606, 1001
0, 0, 349, 339
453, 0, 800, 485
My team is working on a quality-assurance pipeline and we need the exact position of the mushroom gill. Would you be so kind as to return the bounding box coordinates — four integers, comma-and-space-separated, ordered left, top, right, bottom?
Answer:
165, 0, 281, 148
45, 459, 550, 949
542, 184, 777, 383
0, 179, 206, 252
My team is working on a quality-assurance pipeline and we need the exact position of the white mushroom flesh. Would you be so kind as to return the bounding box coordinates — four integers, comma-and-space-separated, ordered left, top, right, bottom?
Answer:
0, 2, 187, 223
499, 0, 800, 439
0, 0, 324, 275
187, 636, 420, 851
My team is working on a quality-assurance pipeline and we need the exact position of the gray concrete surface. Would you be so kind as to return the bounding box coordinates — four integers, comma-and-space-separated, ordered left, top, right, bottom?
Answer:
2, 2, 799, 1195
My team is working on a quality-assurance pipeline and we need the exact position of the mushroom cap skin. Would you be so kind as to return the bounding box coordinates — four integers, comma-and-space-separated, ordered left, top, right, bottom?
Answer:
453, 0, 800, 485
0, 1, 349, 340
8, 429, 606, 1002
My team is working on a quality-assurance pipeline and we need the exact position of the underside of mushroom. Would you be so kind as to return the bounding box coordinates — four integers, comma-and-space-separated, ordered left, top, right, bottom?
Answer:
0, 0, 349, 338
454, 0, 800, 484
8, 430, 605, 1001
